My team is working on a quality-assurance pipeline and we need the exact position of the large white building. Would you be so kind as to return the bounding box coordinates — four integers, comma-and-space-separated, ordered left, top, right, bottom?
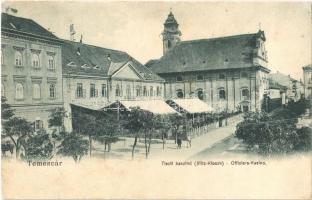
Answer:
147, 11, 270, 112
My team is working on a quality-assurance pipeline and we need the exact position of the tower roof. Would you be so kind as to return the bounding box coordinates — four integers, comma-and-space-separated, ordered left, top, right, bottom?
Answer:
164, 11, 178, 26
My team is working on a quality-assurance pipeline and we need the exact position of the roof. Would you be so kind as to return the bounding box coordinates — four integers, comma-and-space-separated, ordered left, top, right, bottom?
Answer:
303, 64, 312, 70
62, 40, 164, 81
167, 98, 214, 114
147, 31, 268, 74
105, 100, 178, 115
1, 13, 58, 39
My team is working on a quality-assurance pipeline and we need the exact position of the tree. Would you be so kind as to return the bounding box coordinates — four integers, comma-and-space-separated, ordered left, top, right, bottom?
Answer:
235, 109, 305, 156
72, 112, 97, 156
93, 114, 119, 154
295, 127, 312, 151
123, 107, 154, 159
4, 117, 34, 159
1, 96, 14, 122
57, 132, 89, 162
48, 107, 66, 133
22, 130, 54, 160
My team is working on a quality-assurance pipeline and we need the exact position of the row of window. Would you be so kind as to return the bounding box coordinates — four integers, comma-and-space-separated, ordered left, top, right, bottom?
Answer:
1, 49, 55, 70
176, 88, 250, 101
75, 83, 162, 98
6, 82, 57, 100
175, 72, 250, 82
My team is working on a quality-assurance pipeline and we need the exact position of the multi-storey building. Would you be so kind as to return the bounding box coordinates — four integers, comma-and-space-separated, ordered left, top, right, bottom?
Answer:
303, 64, 312, 100
1, 13, 63, 131
146, 11, 270, 112
269, 72, 303, 102
61, 40, 165, 131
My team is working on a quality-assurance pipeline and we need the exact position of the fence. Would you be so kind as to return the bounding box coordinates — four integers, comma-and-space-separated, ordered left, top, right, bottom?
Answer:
188, 113, 243, 139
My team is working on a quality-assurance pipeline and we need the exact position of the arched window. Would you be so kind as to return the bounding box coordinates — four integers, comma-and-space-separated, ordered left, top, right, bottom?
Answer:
218, 88, 226, 100
197, 88, 204, 100
48, 55, 55, 69
115, 84, 121, 97
176, 89, 184, 98
150, 86, 153, 97
32, 53, 40, 68
15, 51, 22, 66
33, 83, 41, 99
15, 83, 24, 99
49, 84, 56, 99
241, 88, 249, 100
156, 86, 160, 96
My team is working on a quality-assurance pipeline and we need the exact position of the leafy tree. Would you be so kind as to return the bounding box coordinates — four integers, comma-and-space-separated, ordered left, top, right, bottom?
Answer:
48, 107, 66, 133
4, 117, 33, 159
22, 130, 54, 160
123, 107, 154, 159
72, 112, 97, 156
93, 114, 119, 153
294, 127, 312, 151
1, 96, 14, 122
57, 132, 89, 162
235, 109, 307, 156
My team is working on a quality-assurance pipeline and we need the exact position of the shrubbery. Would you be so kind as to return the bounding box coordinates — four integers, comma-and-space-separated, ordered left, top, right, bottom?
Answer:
235, 106, 312, 156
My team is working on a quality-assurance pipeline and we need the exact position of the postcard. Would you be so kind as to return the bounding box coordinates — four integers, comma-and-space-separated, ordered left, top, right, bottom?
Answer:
1, 1, 311, 199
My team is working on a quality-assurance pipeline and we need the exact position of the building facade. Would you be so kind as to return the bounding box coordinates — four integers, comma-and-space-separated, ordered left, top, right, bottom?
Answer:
1, 13, 63, 132
147, 12, 270, 112
61, 40, 165, 131
303, 64, 312, 100
269, 72, 303, 102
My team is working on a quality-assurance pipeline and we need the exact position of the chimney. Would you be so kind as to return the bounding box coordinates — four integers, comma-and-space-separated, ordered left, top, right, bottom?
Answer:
107, 54, 111, 61
70, 24, 76, 41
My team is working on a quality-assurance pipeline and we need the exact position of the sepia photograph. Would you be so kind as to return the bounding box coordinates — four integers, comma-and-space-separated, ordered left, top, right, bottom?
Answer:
1, 1, 311, 199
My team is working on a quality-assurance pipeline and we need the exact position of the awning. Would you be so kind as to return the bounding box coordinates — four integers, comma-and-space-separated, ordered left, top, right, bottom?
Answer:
104, 100, 178, 115
167, 98, 214, 114
70, 102, 106, 111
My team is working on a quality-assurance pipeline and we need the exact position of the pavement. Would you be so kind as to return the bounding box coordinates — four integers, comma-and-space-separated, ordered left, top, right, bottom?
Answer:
90, 115, 242, 161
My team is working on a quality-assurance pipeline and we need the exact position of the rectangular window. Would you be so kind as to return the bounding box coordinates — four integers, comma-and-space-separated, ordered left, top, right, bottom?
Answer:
136, 86, 141, 97
150, 86, 153, 97
143, 86, 147, 96
90, 84, 96, 98
101, 84, 107, 97
76, 83, 83, 98
48, 55, 55, 70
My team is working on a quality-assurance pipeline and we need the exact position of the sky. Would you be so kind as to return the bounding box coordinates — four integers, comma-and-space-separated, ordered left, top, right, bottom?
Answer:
2, 1, 311, 80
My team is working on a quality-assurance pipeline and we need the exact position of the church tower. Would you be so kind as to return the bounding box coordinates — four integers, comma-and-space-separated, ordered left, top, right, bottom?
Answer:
162, 10, 182, 55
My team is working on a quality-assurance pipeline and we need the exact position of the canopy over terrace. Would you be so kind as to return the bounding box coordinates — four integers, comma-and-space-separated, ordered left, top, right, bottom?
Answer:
104, 100, 178, 115
166, 98, 214, 114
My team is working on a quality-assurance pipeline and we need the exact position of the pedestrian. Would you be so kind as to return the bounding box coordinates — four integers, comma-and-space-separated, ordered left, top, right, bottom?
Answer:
177, 137, 182, 149
186, 133, 192, 148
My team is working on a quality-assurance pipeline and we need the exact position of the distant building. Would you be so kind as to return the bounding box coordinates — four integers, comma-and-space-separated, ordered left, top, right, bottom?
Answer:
269, 72, 302, 102
147, 11, 270, 112
1, 13, 63, 132
303, 64, 312, 100
61, 40, 165, 131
